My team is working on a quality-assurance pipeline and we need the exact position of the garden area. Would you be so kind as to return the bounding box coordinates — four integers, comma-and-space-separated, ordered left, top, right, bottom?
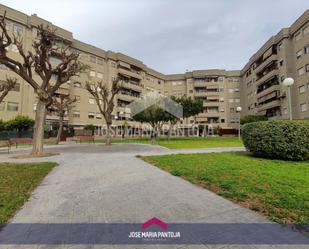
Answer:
112, 136, 243, 149
0, 162, 57, 223
142, 151, 309, 225
141, 120, 309, 228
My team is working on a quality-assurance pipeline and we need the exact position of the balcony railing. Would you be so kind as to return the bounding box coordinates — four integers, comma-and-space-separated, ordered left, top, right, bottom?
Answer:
118, 68, 142, 80
122, 81, 143, 92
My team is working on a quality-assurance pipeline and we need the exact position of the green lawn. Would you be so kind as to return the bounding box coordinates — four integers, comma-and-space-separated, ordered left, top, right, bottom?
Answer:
141, 152, 309, 224
0, 162, 57, 223
111, 136, 243, 149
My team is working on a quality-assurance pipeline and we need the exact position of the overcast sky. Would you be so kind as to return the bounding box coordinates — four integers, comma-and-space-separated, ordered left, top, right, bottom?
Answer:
2, 0, 309, 74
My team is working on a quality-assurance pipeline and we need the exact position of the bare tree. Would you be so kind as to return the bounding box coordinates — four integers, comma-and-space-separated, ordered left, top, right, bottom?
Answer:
48, 94, 76, 144
86, 77, 123, 145
0, 12, 83, 155
0, 77, 17, 103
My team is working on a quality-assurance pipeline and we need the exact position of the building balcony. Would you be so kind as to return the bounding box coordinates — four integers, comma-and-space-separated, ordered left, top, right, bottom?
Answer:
194, 91, 207, 97
257, 99, 281, 113
117, 93, 139, 103
122, 81, 143, 93
194, 81, 208, 87
55, 87, 70, 96
255, 54, 278, 74
256, 84, 280, 99
256, 69, 279, 86
203, 101, 219, 107
118, 68, 142, 80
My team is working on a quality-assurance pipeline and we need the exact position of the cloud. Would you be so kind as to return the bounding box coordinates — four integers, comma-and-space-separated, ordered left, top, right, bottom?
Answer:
1, 0, 309, 74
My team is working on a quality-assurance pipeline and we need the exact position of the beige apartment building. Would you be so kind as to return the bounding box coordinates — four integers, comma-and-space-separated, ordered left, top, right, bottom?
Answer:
241, 10, 309, 120
0, 4, 308, 135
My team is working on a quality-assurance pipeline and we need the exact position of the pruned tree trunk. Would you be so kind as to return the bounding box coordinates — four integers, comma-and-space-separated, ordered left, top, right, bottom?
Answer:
106, 123, 112, 145
56, 114, 64, 145
31, 100, 47, 156
168, 122, 174, 140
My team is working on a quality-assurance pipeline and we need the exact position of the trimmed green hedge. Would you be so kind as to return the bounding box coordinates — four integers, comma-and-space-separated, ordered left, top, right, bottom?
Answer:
242, 120, 309, 161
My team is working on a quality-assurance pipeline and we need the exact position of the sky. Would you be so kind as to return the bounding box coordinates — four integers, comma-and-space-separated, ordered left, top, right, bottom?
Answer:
1, 0, 309, 74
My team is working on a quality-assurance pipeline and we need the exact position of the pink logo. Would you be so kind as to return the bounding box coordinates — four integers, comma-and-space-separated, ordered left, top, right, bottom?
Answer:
141, 217, 168, 230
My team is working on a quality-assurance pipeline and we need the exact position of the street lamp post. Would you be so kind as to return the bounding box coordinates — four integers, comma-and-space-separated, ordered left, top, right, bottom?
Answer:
236, 106, 242, 140
282, 77, 294, 120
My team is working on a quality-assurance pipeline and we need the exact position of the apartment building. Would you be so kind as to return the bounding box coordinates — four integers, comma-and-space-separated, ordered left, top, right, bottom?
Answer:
240, 10, 309, 119
164, 70, 241, 129
0, 4, 309, 134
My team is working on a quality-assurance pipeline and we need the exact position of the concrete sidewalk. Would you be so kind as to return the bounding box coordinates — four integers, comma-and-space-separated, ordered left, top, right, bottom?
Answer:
0, 144, 307, 249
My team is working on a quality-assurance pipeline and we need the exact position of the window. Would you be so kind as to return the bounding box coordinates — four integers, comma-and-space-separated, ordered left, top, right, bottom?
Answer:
305, 45, 309, 54
230, 108, 235, 112
279, 60, 284, 66
298, 67, 305, 76
308, 83, 309, 91
299, 85, 306, 93
97, 72, 103, 79
218, 77, 224, 81
12, 83, 20, 92
220, 108, 225, 112
228, 89, 234, 93
13, 24, 23, 34
280, 76, 285, 82
235, 98, 240, 103
90, 55, 96, 63
229, 99, 234, 103
89, 98, 95, 104
295, 32, 302, 41
97, 58, 104, 65
300, 103, 308, 112
0, 102, 5, 111
111, 61, 116, 68
89, 71, 96, 77
7, 102, 18, 111
73, 111, 80, 118
88, 112, 95, 119
306, 64, 309, 72
75, 96, 81, 103
296, 50, 303, 59
234, 88, 239, 92
74, 82, 81, 88
303, 25, 309, 36
219, 97, 224, 102
96, 113, 102, 119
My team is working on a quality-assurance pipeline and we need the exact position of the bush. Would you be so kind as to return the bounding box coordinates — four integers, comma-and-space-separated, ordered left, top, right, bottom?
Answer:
242, 120, 309, 161
240, 115, 267, 125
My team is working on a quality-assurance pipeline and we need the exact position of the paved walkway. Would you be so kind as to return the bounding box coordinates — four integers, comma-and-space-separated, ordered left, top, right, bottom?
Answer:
0, 144, 307, 249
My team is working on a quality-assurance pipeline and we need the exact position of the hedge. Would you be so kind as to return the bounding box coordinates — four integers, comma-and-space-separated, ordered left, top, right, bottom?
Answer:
241, 120, 309, 161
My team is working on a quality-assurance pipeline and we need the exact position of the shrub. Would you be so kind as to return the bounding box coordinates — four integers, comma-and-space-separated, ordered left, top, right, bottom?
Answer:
242, 120, 309, 161
84, 124, 95, 131
240, 115, 267, 125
